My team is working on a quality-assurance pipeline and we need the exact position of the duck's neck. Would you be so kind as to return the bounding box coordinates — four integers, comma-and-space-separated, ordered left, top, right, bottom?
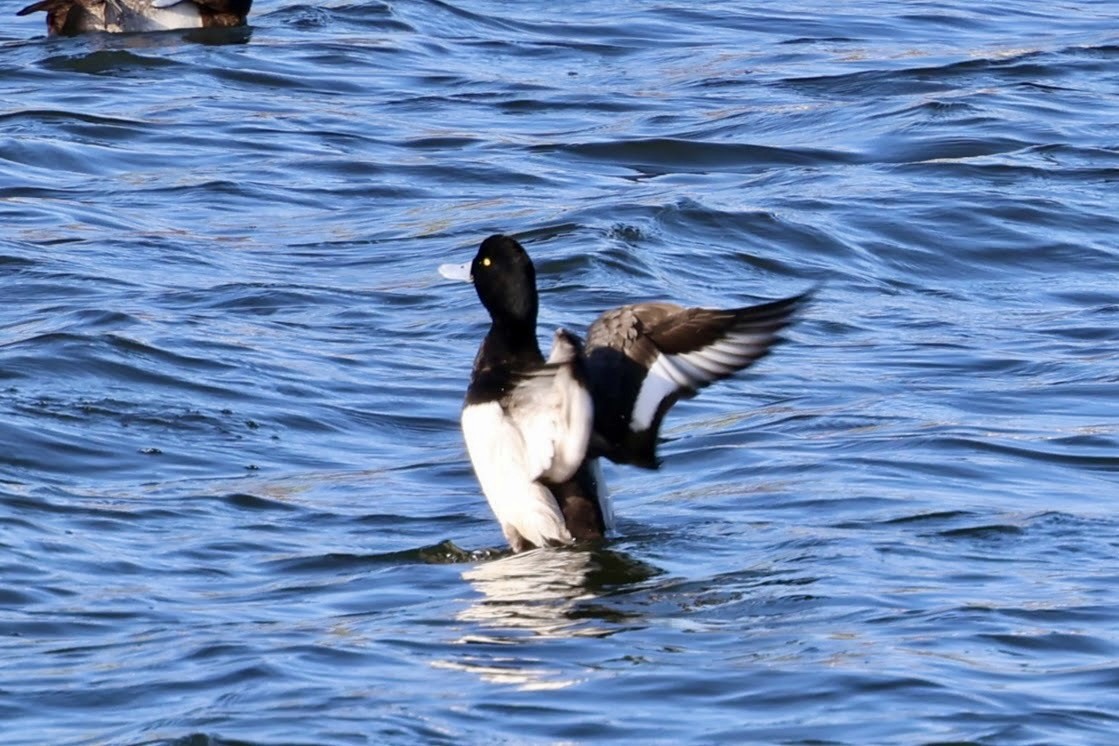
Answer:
478, 315, 543, 370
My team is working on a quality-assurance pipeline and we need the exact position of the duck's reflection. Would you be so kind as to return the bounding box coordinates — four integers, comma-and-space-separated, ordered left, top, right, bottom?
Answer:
434, 546, 660, 689
460, 546, 658, 636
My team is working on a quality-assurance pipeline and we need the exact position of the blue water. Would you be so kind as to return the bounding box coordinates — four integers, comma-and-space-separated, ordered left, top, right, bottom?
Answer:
3, 2, 1119, 744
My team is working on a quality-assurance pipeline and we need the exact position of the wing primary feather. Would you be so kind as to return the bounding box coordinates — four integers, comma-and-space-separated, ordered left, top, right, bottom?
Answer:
585, 289, 811, 468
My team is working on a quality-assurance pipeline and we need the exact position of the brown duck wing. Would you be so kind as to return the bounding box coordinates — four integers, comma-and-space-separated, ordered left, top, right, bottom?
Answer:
583, 292, 808, 468
17, 0, 49, 14
16, 0, 92, 35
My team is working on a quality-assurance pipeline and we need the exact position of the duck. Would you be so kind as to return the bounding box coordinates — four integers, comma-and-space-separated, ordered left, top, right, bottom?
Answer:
439, 234, 809, 553
17, 0, 250, 35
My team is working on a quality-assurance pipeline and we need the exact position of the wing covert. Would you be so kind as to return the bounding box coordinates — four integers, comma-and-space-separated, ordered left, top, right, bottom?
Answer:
582, 292, 809, 468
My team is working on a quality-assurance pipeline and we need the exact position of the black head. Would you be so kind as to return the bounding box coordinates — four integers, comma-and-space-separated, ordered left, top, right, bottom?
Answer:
471, 235, 539, 327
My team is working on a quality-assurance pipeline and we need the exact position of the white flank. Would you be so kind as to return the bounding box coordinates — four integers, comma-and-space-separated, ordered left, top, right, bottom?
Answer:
103, 0, 202, 31
461, 401, 572, 549
133, 1, 203, 29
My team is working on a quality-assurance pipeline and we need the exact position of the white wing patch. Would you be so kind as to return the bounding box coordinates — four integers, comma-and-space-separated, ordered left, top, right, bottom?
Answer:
523, 373, 593, 484
541, 336, 594, 483
508, 338, 593, 485
462, 402, 572, 550
631, 355, 684, 431
629, 332, 773, 431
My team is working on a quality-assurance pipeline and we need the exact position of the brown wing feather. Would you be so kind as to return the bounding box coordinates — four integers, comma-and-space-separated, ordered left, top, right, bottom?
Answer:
583, 292, 810, 468
17, 0, 73, 15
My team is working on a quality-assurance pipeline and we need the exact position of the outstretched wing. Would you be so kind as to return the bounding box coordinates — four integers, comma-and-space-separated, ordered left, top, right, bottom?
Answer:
17, 0, 72, 16
583, 291, 809, 468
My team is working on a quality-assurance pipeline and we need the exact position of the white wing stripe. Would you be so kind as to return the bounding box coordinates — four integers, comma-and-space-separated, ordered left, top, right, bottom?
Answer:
630, 329, 777, 431
658, 354, 695, 387
631, 355, 680, 430
678, 351, 734, 377
670, 353, 717, 384
689, 345, 748, 368
716, 335, 766, 351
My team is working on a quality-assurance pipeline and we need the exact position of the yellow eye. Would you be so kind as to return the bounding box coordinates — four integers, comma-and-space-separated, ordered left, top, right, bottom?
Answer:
482, 257, 491, 267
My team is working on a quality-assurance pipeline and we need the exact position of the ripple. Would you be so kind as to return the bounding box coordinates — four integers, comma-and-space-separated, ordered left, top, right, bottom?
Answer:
41, 49, 186, 75
536, 137, 854, 173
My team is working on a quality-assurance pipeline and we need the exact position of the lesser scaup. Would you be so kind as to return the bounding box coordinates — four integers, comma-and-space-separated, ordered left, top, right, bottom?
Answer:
17, 0, 250, 35
440, 234, 808, 553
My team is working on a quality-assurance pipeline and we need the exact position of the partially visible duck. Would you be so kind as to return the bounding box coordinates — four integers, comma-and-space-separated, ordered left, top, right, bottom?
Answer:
440, 234, 809, 553
17, 0, 250, 35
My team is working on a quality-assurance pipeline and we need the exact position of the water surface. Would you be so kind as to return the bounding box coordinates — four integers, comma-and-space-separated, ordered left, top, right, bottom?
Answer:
3, 2, 1119, 744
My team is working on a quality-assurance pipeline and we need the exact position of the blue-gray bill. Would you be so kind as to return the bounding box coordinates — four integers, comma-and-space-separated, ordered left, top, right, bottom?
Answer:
438, 262, 473, 283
